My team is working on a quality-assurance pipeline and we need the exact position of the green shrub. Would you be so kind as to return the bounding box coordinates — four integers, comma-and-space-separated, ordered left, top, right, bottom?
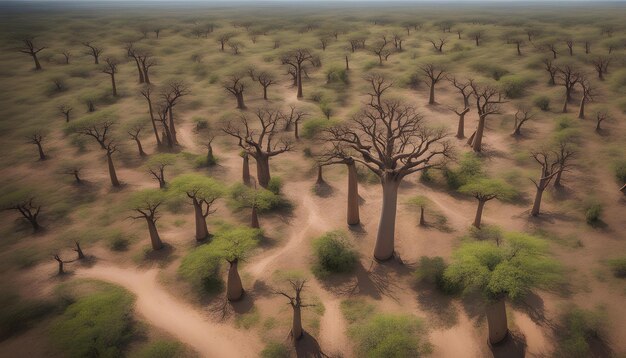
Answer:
301, 118, 338, 139
178, 244, 223, 295
50, 286, 135, 358
553, 305, 607, 358
0, 291, 58, 340
607, 257, 626, 278
108, 236, 130, 251
326, 66, 349, 84
312, 231, 358, 278
414, 256, 456, 293
613, 160, 626, 183
267, 177, 282, 195
260, 342, 290, 358
132, 340, 187, 358
340, 298, 375, 324
443, 152, 484, 189
348, 314, 431, 358
470, 62, 509, 80
585, 202, 603, 224
500, 75, 531, 98
533, 95, 550, 111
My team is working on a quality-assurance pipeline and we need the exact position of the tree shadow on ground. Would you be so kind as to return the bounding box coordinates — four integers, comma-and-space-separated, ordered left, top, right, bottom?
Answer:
295, 331, 331, 358
414, 281, 459, 329
313, 182, 334, 198
489, 330, 527, 358
138, 243, 176, 268
511, 292, 556, 330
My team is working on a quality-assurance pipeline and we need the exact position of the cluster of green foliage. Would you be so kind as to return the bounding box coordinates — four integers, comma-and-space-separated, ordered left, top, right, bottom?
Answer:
301, 118, 339, 139
584, 201, 603, 225
325, 66, 349, 85
607, 257, 626, 278
613, 159, 626, 183
210, 223, 262, 262
50, 285, 135, 358
267, 177, 282, 195
533, 95, 551, 111
260, 342, 290, 358
229, 183, 285, 213
500, 75, 532, 98
340, 298, 376, 324
414, 256, 459, 294
443, 152, 484, 189
469, 62, 509, 80
0, 291, 59, 340
178, 245, 223, 295
553, 305, 608, 358
132, 340, 190, 358
458, 178, 517, 202
444, 232, 560, 300
311, 231, 359, 278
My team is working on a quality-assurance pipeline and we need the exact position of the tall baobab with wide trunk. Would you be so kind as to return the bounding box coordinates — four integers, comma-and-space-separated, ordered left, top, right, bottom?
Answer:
82, 42, 103, 64
556, 64, 582, 113
161, 81, 190, 145
171, 174, 223, 241
102, 57, 118, 97
223, 74, 247, 109
272, 277, 313, 340
18, 37, 46, 70
447, 76, 473, 108
155, 103, 173, 148
420, 62, 447, 105
530, 150, 563, 216
213, 226, 260, 301
318, 145, 360, 225
105, 141, 120, 187
223, 107, 292, 188
281, 48, 319, 98
139, 85, 161, 146
448, 106, 470, 138
327, 74, 451, 260
468, 80, 505, 152
126, 43, 144, 83
129, 189, 165, 250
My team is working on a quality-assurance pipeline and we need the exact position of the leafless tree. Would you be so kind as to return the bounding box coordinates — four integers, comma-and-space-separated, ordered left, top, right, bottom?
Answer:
155, 103, 173, 148
318, 35, 330, 51
154, 27, 162, 38
578, 78, 595, 119
542, 58, 558, 85
58, 104, 73, 123
102, 57, 118, 96
27, 132, 46, 160
73, 117, 114, 150
126, 43, 145, 83
447, 76, 473, 108
223, 107, 292, 188
248, 68, 277, 100
543, 42, 558, 59
61, 164, 82, 184
512, 106, 535, 136
469, 30, 483, 46
530, 150, 563, 216
139, 85, 161, 146
18, 36, 46, 70
428, 37, 447, 53
556, 64, 582, 112
325, 74, 451, 260
228, 41, 242, 55
595, 110, 610, 132
369, 36, 393, 65
280, 104, 308, 139
217, 32, 234, 51
392, 33, 404, 50
553, 140, 576, 188
281, 48, 319, 98
448, 106, 470, 139
128, 122, 147, 157
161, 81, 190, 145
420, 63, 447, 105
53, 254, 73, 275
272, 278, 314, 340
105, 141, 120, 187
3, 196, 42, 232
60, 49, 71, 64
591, 56, 611, 80
223, 73, 247, 109
129, 195, 164, 250
82, 42, 103, 64
468, 80, 506, 152
565, 39, 574, 56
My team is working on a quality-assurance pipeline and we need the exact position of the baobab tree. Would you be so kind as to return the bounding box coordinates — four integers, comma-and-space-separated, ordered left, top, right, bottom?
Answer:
530, 150, 563, 216
318, 146, 361, 225
18, 36, 46, 70
594, 109, 610, 132
280, 104, 308, 140
468, 29, 484, 46
139, 85, 161, 146
511, 38, 524, 56
127, 119, 147, 157
213, 226, 260, 301
591, 56, 611, 80
26, 130, 47, 161
126, 43, 145, 84
171, 174, 223, 241
60, 49, 71, 64
565, 38, 574, 56
216, 32, 234, 51
427, 37, 447, 53
552, 140, 576, 188
318, 35, 330, 51
129, 189, 166, 250
68, 110, 116, 150
1, 189, 42, 232
444, 232, 560, 345
392, 33, 404, 51
228, 41, 242, 55
60, 161, 83, 184
577, 78, 595, 119
146, 154, 176, 188
447, 76, 473, 108
58, 104, 72, 123
369, 37, 392, 65
512, 106, 535, 136
542, 58, 558, 85
248, 68, 277, 100
556, 64, 582, 113
468, 80, 506, 152
459, 178, 515, 228
155, 103, 173, 148
448, 106, 470, 138
53, 254, 73, 275
102, 57, 118, 97
230, 183, 278, 228
82, 42, 103, 64
223, 107, 292, 188
161, 81, 190, 144
105, 141, 120, 187
272, 275, 314, 340
541, 40, 559, 59
326, 74, 452, 260
419, 62, 447, 105
223, 73, 247, 109
281, 48, 319, 98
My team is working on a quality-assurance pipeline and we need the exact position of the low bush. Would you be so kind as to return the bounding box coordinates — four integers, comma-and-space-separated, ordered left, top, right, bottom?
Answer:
312, 231, 358, 278
261, 342, 290, 358
607, 257, 626, 278
613, 160, 626, 183
470, 62, 509, 80
0, 291, 58, 340
178, 244, 223, 295
414, 256, 450, 292
553, 305, 607, 358
443, 152, 484, 189
533, 95, 550, 111
500, 75, 531, 98
132, 340, 188, 358
340, 298, 375, 324
348, 314, 431, 357
267, 177, 282, 195
326, 66, 349, 85
585, 202, 603, 225
301, 118, 338, 139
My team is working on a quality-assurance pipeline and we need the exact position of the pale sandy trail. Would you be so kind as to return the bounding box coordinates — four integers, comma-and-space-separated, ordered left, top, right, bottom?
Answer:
76, 266, 262, 358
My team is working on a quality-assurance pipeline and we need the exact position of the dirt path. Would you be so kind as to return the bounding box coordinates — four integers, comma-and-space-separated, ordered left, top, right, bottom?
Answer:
76, 265, 262, 358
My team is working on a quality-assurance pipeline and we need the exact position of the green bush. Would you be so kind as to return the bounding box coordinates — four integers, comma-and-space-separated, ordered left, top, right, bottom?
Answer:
50, 286, 135, 358
312, 231, 358, 278
0, 291, 58, 340
132, 340, 187, 358
585, 202, 603, 224
414, 256, 458, 293
348, 314, 431, 358
553, 305, 607, 358
108, 235, 130, 251
267, 177, 282, 195
326, 66, 349, 85
607, 257, 626, 278
260, 342, 290, 358
533, 95, 550, 111
178, 244, 223, 295
500, 75, 531, 98
470, 62, 509, 80
613, 160, 626, 183
443, 152, 484, 189
301, 118, 338, 139
340, 298, 375, 324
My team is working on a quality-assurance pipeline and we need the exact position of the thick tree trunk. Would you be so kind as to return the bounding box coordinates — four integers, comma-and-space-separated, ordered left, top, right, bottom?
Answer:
263, 86, 268, 100
456, 114, 465, 138
473, 199, 486, 228
256, 155, 271, 188
36, 143, 46, 160
75, 242, 85, 260
294, 122, 299, 140
428, 82, 436, 104
193, 198, 209, 241
467, 131, 476, 146
347, 162, 360, 225
419, 206, 425, 226
373, 180, 400, 261
516, 43, 521, 56
292, 306, 303, 340
143, 68, 150, 84
578, 98, 585, 119
242, 154, 250, 185
345, 55, 349, 71
73, 171, 81, 184
135, 138, 146, 157
296, 64, 303, 98
110, 74, 117, 96
554, 169, 563, 187
146, 218, 163, 250
486, 298, 509, 345
472, 115, 486, 152
134, 58, 145, 83
107, 154, 120, 187
251, 206, 260, 229
236, 93, 245, 109
226, 259, 244, 301
531, 185, 545, 216
32, 54, 42, 70
168, 107, 178, 144
57, 260, 64, 275
316, 166, 324, 184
